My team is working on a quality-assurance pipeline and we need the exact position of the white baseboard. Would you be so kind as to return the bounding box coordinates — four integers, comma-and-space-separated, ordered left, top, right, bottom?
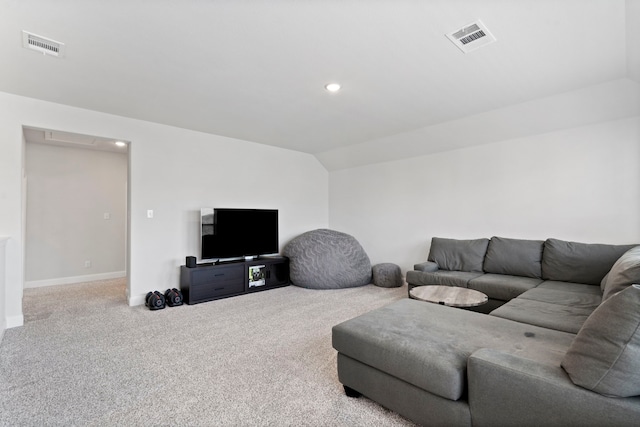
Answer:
128, 292, 146, 307
25, 271, 126, 289
6, 314, 24, 329
0, 319, 5, 342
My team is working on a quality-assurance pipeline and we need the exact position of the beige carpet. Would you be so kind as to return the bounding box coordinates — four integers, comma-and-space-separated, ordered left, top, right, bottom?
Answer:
0, 278, 417, 426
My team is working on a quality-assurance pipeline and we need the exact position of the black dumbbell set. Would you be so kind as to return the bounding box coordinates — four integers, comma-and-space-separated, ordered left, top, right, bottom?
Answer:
145, 288, 184, 310
164, 288, 183, 307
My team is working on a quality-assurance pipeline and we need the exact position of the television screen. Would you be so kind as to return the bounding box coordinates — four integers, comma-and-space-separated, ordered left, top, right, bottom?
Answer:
201, 208, 278, 260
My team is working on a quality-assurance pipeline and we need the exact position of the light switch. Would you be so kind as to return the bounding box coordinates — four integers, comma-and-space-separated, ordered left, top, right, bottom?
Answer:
147, 210, 154, 219
103, 213, 110, 220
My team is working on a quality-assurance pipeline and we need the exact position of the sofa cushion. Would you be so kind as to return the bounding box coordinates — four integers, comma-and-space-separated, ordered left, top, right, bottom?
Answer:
413, 261, 439, 272
405, 270, 483, 288
332, 299, 575, 401
490, 297, 594, 334
517, 288, 601, 310
428, 237, 489, 272
469, 348, 640, 427
483, 237, 544, 279
537, 281, 603, 296
562, 285, 640, 397
601, 246, 640, 301
541, 239, 636, 285
468, 274, 542, 301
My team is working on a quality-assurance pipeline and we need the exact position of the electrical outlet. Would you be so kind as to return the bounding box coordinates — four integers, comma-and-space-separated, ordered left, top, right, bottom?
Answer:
103, 213, 110, 220
84, 260, 91, 268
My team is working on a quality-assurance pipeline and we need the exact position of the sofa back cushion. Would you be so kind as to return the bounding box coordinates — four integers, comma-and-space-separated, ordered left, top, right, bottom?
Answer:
541, 239, 636, 285
428, 237, 489, 272
601, 246, 640, 301
561, 284, 640, 397
483, 237, 544, 278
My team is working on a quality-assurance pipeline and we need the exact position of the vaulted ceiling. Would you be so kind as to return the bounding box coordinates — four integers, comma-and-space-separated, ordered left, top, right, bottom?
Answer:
2, 1, 639, 169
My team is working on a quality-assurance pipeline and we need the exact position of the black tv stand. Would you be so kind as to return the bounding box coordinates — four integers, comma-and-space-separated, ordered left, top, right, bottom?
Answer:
179, 256, 289, 305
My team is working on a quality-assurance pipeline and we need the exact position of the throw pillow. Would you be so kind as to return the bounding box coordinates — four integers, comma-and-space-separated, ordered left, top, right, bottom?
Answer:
599, 273, 608, 293
602, 246, 640, 301
428, 237, 489, 272
561, 284, 640, 397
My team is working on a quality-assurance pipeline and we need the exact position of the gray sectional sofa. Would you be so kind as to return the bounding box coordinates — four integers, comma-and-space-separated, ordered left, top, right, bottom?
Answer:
332, 237, 640, 426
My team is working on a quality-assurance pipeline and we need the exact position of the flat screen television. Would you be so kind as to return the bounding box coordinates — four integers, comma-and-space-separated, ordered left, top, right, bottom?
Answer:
201, 208, 279, 260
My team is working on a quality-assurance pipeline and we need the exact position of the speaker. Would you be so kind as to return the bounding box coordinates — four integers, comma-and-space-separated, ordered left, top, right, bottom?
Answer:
186, 256, 197, 268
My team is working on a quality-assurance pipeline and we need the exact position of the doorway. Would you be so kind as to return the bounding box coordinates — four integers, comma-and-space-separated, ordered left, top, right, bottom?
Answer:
22, 127, 130, 318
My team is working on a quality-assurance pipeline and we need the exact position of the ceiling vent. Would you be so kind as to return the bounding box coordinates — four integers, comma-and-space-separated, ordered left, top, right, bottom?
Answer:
22, 31, 65, 57
445, 20, 496, 53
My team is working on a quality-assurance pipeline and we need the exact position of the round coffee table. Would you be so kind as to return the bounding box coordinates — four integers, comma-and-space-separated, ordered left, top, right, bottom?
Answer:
409, 285, 488, 308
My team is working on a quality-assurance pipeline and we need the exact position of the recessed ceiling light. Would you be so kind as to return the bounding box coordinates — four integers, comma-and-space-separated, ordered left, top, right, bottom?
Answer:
115, 141, 126, 147
325, 83, 341, 92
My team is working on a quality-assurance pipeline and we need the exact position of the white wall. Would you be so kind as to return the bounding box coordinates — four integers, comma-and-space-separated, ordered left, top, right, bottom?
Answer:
329, 117, 640, 274
0, 237, 8, 341
627, 0, 640, 83
24, 143, 128, 287
0, 91, 329, 329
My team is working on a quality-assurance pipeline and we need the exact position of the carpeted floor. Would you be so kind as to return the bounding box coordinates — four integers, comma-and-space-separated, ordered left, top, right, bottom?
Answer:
0, 278, 417, 426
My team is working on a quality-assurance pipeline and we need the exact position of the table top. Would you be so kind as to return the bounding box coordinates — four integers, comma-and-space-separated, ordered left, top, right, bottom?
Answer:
409, 285, 488, 308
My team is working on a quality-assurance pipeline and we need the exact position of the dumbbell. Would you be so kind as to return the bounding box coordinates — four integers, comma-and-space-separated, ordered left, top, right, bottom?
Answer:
145, 291, 166, 310
164, 288, 183, 307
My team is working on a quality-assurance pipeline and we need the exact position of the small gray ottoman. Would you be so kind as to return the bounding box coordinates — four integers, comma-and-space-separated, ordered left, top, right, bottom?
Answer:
372, 263, 403, 288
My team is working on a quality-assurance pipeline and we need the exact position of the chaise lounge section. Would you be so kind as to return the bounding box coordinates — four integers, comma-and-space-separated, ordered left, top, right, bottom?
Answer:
332, 237, 640, 426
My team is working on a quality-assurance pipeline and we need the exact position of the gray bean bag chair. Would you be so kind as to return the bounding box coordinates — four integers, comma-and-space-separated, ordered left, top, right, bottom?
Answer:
283, 229, 372, 289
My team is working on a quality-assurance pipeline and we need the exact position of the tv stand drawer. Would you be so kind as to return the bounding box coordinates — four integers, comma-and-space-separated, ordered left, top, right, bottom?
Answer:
181, 264, 245, 304
190, 279, 244, 301
190, 264, 243, 286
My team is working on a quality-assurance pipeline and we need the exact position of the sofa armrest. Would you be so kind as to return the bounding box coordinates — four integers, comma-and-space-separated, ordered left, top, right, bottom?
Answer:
468, 348, 640, 427
413, 261, 439, 272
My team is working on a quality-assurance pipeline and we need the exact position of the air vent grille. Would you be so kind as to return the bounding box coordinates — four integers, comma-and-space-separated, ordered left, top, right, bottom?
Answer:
452, 24, 480, 40
22, 31, 65, 57
45, 131, 97, 146
459, 30, 486, 45
446, 20, 496, 53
